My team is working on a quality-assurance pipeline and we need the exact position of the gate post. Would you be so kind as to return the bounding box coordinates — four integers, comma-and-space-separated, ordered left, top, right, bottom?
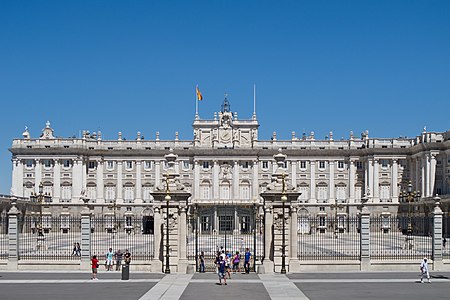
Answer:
289, 203, 301, 272
261, 205, 273, 273
178, 204, 190, 272
7, 198, 19, 270
359, 195, 370, 271
152, 206, 162, 272
432, 195, 443, 270
80, 205, 91, 270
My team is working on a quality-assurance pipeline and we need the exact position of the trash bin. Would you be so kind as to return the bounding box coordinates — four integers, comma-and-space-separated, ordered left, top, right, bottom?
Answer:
121, 264, 129, 280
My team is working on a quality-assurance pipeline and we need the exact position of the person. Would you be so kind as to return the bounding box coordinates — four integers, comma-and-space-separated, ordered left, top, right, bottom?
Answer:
91, 255, 99, 280
232, 251, 240, 273
244, 248, 252, 274
72, 243, 77, 256
124, 249, 132, 265
199, 251, 205, 273
217, 255, 227, 285
420, 257, 431, 283
225, 250, 232, 279
443, 237, 447, 248
75, 242, 81, 256
115, 249, 123, 271
105, 248, 114, 271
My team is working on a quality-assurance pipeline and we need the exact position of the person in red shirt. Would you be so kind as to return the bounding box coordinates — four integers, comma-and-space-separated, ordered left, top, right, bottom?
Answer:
91, 255, 99, 280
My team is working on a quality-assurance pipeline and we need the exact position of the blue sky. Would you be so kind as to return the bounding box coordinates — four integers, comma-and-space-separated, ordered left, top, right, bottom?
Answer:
0, 0, 449, 194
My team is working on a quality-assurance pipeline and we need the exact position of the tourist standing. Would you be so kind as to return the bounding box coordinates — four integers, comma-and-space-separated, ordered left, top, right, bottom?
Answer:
105, 248, 114, 271
124, 249, 132, 265
217, 255, 227, 285
244, 248, 252, 274
115, 249, 123, 271
91, 255, 99, 280
199, 251, 205, 273
232, 251, 240, 273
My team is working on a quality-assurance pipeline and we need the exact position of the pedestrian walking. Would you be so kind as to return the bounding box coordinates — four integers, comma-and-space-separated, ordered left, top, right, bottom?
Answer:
199, 251, 205, 273
420, 257, 431, 283
217, 255, 227, 285
72, 243, 77, 256
115, 249, 123, 271
75, 242, 81, 256
244, 248, 252, 274
232, 251, 240, 273
91, 255, 99, 280
105, 248, 114, 271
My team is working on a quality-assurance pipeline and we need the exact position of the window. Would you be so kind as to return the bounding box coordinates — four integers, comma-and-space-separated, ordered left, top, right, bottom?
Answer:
25, 159, 34, 168
202, 161, 209, 169
182, 161, 190, 170
43, 160, 52, 168
142, 186, 154, 203
262, 161, 269, 169
105, 185, 116, 202
380, 185, 390, 202
201, 184, 210, 199
381, 160, 389, 169
201, 216, 211, 231
317, 183, 328, 201
319, 161, 326, 169
336, 184, 346, 201
63, 160, 71, 168
88, 161, 96, 169
106, 161, 114, 170
87, 185, 96, 203
220, 183, 230, 199
124, 185, 134, 203
61, 185, 72, 202
144, 161, 152, 170
242, 161, 249, 169
338, 161, 344, 169
126, 161, 133, 170
298, 184, 309, 201
299, 161, 306, 169
240, 183, 250, 199
356, 161, 363, 170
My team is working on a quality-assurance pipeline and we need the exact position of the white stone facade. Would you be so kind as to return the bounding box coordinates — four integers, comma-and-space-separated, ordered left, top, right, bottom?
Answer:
9, 100, 450, 217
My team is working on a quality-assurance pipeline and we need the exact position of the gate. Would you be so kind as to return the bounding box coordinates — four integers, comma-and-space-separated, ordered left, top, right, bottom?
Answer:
187, 205, 263, 272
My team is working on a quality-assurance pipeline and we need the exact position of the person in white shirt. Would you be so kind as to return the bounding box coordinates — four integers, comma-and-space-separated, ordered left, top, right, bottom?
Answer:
420, 257, 431, 283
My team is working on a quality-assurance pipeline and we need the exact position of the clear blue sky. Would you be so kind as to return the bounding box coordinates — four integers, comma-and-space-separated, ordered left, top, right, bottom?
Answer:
0, 0, 449, 194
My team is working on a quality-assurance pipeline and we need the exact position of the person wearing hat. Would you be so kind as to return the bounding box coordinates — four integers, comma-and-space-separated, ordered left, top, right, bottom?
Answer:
420, 257, 431, 283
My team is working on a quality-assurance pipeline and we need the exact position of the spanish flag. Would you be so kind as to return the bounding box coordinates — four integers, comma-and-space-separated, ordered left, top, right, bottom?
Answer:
196, 85, 203, 101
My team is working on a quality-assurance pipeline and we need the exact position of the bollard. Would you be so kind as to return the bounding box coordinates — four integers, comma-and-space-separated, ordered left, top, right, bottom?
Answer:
121, 264, 130, 280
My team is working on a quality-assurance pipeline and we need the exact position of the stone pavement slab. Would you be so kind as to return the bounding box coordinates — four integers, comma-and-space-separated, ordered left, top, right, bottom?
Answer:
259, 274, 309, 300
139, 274, 193, 300
181, 282, 270, 300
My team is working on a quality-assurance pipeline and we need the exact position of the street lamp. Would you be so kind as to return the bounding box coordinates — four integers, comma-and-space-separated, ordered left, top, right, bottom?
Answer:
108, 199, 119, 235
164, 174, 171, 274
280, 173, 288, 274
30, 182, 51, 237
399, 181, 420, 249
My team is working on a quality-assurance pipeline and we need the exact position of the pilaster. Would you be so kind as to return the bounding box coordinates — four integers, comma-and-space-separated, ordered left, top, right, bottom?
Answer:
391, 159, 398, 203
53, 159, 61, 202
329, 160, 335, 202
310, 161, 316, 203
136, 160, 142, 203
289, 204, 301, 272
96, 159, 104, 203
7, 200, 19, 270
116, 161, 123, 203
373, 159, 379, 202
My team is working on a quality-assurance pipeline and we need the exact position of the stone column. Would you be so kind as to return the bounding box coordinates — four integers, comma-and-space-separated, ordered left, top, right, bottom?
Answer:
178, 204, 188, 272
329, 161, 335, 202
35, 159, 42, 193
349, 159, 356, 203
391, 159, 398, 203
310, 161, 316, 203
291, 161, 297, 189
289, 204, 301, 272
53, 159, 61, 202
11, 159, 23, 197
373, 159, 379, 202
421, 156, 426, 198
426, 154, 431, 197
367, 159, 373, 199
80, 206, 91, 270
194, 161, 200, 200
7, 201, 19, 270
415, 157, 420, 193
262, 205, 274, 273
96, 159, 104, 203
429, 153, 437, 197
432, 195, 443, 270
252, 160, 259, 200
155, 160, 161, 187
135, 161, 142, 203
213, 160, 219, 200
72, 158, 83, 202
116, 161, 123, 203
360, 196, 370, 271
233, 161, 239, 199
153, 206, 162, 272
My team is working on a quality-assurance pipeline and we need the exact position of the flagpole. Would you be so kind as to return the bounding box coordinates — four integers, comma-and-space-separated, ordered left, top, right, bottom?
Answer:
195, 85, 199, 119
253, 83, 256, 120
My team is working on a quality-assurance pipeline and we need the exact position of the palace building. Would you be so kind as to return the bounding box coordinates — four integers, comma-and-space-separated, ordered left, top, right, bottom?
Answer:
9, 97, 450, 232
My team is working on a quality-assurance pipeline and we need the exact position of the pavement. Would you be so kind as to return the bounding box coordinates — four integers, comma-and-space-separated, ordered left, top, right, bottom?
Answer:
0, 270, 449, 300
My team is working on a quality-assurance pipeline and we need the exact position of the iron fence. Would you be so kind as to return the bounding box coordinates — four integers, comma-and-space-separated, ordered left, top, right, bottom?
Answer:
297, 215, 360, 260
91, 216, 154, 261
0, 215, 7, 259
18, 216, 82, 260
187, 215, 264, 272
370, 215, 432, 260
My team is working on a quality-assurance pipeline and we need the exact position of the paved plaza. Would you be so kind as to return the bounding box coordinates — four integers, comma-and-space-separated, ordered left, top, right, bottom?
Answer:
0, 271, 449, 300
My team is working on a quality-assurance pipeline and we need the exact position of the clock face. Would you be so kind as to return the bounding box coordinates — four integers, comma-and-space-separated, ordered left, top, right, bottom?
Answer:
220, 129, 231, 142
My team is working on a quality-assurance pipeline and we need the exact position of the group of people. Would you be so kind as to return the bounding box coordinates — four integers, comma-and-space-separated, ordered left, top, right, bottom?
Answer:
71, 242, 81, 256
200, 247, 252, 285
90, 248, 131, 280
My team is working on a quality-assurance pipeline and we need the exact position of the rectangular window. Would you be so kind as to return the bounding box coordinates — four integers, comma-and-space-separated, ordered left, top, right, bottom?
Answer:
63, 160, 71, 168
262, 161, 269, 169
338, 161, 344, 169
202, 161, 209, 169
242, 161, 249, 169
126, 161, 133, 169
43, 160, 52, 168
25, 160, 34, 168
107, 161, 114, 170
356, 162, 363, 170
319, 161, 325, 169
88, 161, 96, 169
381, 159, 389, 169
300, 161, 306, 169
144, 161, 152, 170
183, 161, 190, 170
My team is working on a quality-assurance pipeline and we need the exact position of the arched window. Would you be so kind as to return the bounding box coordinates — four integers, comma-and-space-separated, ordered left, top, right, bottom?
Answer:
43, 181, 53, 199
298, 182, 309, 202
142, 183, 154, 203
355, 182, 363, 200
87, 182, 96, 203
220, 181, 231, 200
317, 182, 328, 202
123, 182, 135, 203
240, 180, 250, 200
200, 180, 211, 200
61, 182, 72, 203
104, 183, 116, 203
336, 183, 347, 202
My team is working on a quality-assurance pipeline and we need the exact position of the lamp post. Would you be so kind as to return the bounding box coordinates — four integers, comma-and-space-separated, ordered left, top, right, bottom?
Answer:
164, 174, 171, 274
399, 181, 420, 249
30, 182, 51, 237
280, 173, 287, 274
108, 199, 118, 236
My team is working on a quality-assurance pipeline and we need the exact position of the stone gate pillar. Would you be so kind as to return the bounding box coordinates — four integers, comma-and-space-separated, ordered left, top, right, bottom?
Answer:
359, 195, 370, 271
8, 198, 19, 270
432, 195, 443, 270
